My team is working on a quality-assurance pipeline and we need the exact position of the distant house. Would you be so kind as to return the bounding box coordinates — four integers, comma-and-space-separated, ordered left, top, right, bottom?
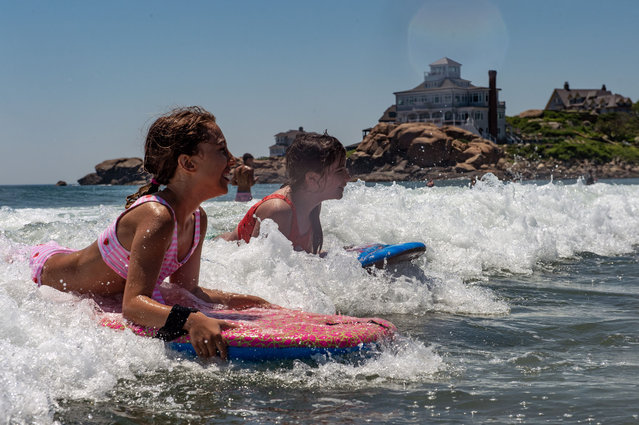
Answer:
378, 105, 397, 123
545, 82, 633, 114
269, 127, 319, 157
389, 57, 506, 142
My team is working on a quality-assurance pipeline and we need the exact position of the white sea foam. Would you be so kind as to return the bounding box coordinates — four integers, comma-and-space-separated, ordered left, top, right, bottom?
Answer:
0, 284, 175, 423
2, 178, 639, 422
324, 177, 639, 278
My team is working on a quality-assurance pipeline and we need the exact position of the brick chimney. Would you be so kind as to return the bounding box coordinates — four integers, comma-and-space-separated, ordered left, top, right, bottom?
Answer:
488, 70, 498, 140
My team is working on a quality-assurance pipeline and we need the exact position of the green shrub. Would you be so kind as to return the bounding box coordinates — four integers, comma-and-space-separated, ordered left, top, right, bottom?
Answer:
505, 139, 639, 164
506, 110, 639, 162
594, 112, 639, 142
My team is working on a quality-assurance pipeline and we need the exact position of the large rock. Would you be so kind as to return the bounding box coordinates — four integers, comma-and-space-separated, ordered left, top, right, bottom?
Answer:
454, 162, 477, 173
518, 109, 544, 118
78, 156, 288, 186
78, 158, 151, 185
406, 136, 452, 167
347, 122, 504, 181
388, 123, 443, 152
253, 157, 286, 184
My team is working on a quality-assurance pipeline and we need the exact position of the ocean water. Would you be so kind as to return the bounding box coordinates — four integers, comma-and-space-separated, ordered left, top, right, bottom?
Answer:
1, 176, 639, 424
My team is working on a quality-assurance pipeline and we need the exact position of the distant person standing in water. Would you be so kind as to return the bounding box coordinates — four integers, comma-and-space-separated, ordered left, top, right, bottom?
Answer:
585, 169, 597, 185
232, 153, 257, 202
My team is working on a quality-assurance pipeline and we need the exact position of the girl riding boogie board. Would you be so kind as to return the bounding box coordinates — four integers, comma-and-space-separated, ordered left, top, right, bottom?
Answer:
221, 132, 350, 254
29, 106, 273, 360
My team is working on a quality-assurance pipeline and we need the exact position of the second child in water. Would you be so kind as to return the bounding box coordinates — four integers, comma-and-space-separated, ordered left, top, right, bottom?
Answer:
221, 133, 350, 254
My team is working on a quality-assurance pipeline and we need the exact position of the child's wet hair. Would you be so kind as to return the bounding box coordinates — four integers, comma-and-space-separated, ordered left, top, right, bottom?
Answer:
285, 132, 345, 254
126, 106, 219, 208
285, 132, 345, 190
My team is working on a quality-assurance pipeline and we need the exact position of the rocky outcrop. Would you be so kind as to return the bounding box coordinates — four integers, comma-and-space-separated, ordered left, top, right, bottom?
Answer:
501, 157, 639, 181
78, 158, 151, 185
252, 157, 286, 184
347, 122, 504, 181
77, 156, 288, 186
518, 109, 544, 118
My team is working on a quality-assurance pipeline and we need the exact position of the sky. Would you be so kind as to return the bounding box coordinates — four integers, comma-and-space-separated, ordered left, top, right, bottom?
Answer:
1, 0, 638, 185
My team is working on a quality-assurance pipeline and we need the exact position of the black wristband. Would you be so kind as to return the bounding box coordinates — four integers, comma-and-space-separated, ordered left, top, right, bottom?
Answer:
155, 304, 199, 342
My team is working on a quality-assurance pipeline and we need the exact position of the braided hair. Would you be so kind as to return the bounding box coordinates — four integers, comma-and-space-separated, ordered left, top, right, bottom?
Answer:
125, 106, 219, 208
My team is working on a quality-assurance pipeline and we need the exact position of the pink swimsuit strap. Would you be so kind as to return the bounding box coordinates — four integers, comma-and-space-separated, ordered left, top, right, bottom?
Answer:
98, 194, 201, 303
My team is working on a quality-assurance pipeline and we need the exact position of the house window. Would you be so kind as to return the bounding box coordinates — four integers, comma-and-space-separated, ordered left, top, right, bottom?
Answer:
434, 96, 440, 103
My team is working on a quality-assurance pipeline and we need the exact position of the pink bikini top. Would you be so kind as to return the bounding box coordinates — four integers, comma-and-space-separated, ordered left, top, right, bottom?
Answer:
98, 194, 201, 304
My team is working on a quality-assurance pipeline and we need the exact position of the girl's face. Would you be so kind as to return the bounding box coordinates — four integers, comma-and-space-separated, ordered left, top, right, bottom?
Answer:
318, 154, 350, 200
195, 126, 234, 197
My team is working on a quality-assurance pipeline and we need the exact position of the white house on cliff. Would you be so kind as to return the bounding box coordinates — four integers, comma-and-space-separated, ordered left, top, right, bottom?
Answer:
269, 127, 319, 157
391, 58, 506, 142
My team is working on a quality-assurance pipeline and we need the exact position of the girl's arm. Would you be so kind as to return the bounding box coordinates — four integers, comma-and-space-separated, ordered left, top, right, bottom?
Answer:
194, 287, 274, 309
120, 203, 180, 327
217, 228, 239, 241
252, 198, 314, 253
121, 204, 234, 359
250, 198, 294, 240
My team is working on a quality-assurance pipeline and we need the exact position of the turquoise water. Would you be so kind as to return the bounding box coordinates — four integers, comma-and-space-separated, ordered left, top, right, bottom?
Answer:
1, 177, 639, 424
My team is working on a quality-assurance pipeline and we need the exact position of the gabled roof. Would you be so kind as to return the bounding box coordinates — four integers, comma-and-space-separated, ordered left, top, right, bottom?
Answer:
430, 57, 462, 67
274, 129, 305, 138
378, 104, 397, 122
545, 87, 632, 110
551, 89, 607, 105
394, 78, 477, 94
439, 79, 474, 89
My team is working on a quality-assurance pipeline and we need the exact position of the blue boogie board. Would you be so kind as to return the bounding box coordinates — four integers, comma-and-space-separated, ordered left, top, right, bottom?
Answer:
348, 242, 426, 268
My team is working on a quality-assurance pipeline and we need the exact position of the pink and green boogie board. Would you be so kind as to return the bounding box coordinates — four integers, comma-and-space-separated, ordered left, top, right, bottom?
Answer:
100, 307, 396, 361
